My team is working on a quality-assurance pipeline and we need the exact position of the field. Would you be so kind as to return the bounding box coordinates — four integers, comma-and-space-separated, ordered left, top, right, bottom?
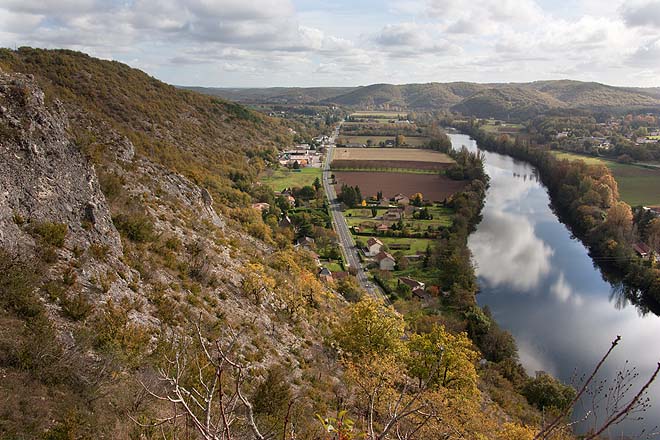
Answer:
340, 135, 430, 147
351, 111, 407, 118
333, 148, 453, 163
344, 206, 454, 229
334, 171, 467, 202
260, 167, 322, 192
550, 151, 660, 205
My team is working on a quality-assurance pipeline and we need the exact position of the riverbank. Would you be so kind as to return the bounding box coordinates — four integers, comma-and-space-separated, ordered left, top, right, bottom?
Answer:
454, 122, 660, 311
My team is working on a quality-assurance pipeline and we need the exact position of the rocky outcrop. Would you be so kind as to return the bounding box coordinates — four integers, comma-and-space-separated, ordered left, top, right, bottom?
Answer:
0, 71, 133, 296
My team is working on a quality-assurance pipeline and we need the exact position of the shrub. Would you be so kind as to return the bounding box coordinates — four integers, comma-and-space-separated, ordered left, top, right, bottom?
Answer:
28, 221, 68, 247
112, 213, 155, 242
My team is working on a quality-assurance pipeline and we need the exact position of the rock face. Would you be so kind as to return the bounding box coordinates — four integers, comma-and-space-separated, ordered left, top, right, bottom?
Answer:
0, 71, 122, 257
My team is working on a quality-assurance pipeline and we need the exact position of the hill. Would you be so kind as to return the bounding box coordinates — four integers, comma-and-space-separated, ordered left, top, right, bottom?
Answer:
200, 80, 660, 120
182, 85, 356, 104
0, 48, 569, 439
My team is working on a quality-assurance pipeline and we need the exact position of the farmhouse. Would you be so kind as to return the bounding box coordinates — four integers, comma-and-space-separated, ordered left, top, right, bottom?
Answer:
318, 267, 333, 283
393, 194, 410, 205
382, 208, 403, 221
278, 215, 292, 228
295, 236, 315, 249
376, 224, 389, 233
633, 242, 652, 259
375, 251, 396, 271
366, 237, 384, 256
251, 202, 270, 212
398, 277, 425, 292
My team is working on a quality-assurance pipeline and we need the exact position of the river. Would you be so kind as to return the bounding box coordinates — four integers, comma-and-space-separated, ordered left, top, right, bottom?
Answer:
448, 132, 660, 436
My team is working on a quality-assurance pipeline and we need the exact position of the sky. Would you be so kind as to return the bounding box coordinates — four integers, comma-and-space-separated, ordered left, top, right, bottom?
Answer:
2, 0, 660, 88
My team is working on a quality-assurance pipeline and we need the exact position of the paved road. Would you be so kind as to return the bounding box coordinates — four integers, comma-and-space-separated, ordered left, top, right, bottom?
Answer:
323, 123, 382, 298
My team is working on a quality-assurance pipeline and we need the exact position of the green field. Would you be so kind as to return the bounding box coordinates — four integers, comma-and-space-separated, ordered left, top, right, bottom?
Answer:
551, 151, 660, 205
260, 167, 322, 192
344, 206, 453, 229
339, 135, 429, 147
323, 261, 344, 273
379, 237, 434, 254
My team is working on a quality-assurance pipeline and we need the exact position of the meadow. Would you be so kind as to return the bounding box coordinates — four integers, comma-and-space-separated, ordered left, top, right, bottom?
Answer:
260, 167, 322, 192
340, 135, 430, 147
550, 151, 660, 205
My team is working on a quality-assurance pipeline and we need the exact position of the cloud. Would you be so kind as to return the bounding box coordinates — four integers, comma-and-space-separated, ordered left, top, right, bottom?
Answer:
627, 38, 660, 67
621, 0, 660, 27
469, 210, 554, 291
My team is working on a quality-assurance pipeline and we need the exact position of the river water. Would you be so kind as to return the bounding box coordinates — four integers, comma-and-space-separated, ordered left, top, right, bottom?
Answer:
448, 133, 660, 436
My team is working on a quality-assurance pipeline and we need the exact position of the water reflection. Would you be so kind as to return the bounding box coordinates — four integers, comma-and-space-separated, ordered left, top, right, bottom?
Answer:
449, 133, 660, 436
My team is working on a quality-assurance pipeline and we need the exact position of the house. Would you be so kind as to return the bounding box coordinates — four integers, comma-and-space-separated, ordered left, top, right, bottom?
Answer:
398, 277, 425, 291
278, 215, 292, 228
398, 277, 426, 297
375, 251, 396, 271
382, 208, 402, 222
393, 193, 410, 205
251, 202, 270, 213
366, 237, 384, 256
295, 236, 315, 249
318, 267, 333, 283
376, 224, 389, 233
633, 242, 652, 259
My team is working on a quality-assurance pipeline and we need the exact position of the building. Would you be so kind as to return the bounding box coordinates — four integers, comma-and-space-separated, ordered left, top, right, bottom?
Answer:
318, 267, 333, 283
251, 202, 270, 213
633, 242, 652, 259
375, 251, 396, 271
366, 237, 384, 256
398, 277, 426, 297
382, 208, 402, 222
393, 193, 410, 205
278, 215, 292, 229
376, 224, 389, 233
295, 236, 316, 249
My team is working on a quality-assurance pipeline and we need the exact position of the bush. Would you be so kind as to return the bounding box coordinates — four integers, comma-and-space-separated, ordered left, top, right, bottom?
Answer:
0, 250, 42, 318
112, 213, 155, 242
522, 373, 576, 412
28, 221, 68, 247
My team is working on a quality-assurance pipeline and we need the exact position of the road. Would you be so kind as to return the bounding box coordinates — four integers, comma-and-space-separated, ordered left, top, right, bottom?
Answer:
323, 123, 382, 298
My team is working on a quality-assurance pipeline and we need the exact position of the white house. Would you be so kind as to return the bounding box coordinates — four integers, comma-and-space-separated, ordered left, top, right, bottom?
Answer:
375, 251, 396, 271
366, 237, 384, 256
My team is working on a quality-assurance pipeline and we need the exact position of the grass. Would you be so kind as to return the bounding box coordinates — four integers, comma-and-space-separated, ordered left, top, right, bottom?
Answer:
323, 261, 344, 272
344, 206, 453, 229
339, 135, 429, 147
550, 151, 660, 206
376, 236, 434, 255
260, 167, 322, 192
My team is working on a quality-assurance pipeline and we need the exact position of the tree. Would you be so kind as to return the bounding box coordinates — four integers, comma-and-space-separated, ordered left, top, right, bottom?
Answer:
336, 275, 363, 302
292, 161, 300, 169
522, 373, 575, 413
313, 177, 322, 192
334, 297, 406, 359
406, 325, 479, 395
395, 134, 405, 147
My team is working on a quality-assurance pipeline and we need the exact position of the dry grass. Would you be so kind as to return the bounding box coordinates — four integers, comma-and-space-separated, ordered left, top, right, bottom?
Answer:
333, 148, 454, 163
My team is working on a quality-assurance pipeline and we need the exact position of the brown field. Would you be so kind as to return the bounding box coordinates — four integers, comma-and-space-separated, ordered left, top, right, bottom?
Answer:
332, 159, 452, 171
334, 171, 468, 202
333, 148, 453, 163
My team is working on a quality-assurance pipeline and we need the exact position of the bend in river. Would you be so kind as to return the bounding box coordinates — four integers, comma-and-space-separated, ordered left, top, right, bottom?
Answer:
448, 132, 660, 436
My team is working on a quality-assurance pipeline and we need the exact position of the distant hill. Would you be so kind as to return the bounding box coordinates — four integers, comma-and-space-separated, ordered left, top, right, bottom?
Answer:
194, 80, 660, 120
182, 85, 356, 104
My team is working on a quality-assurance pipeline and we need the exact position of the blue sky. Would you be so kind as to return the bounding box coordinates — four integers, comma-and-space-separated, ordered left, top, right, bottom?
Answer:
1, 0, 660, 87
